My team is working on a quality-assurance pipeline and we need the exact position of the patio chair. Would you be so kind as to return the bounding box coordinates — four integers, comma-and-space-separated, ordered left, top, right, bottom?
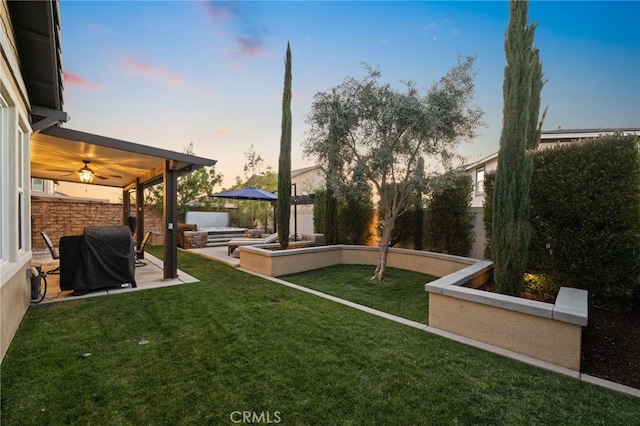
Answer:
135, 231, 153, 267
41, 231, 60, 274
227, 233, 279, 256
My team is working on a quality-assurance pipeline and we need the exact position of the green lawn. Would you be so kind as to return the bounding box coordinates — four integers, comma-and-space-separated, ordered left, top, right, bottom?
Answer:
1, 249, 639, 424
281, 264, 434, 324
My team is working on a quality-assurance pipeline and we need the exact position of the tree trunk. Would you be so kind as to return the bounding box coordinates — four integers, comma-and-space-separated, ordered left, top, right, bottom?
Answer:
373, 214, 395, 282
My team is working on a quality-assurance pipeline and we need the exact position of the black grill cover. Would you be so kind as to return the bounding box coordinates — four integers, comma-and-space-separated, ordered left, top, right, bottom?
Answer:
78, 226, 136, 293
59, 235, 83, 291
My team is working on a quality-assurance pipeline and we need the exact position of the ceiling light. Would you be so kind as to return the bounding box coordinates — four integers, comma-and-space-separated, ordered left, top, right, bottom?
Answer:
79, 168, 93, 183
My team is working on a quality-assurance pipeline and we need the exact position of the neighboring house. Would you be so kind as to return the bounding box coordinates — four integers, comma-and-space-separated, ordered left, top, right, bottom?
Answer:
464, 127, 640, 259
290, 165, 324, 236
291, 165, 324, 194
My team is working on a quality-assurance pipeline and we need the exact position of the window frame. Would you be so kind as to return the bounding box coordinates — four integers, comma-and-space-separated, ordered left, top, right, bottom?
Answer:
475, 166, 485, 196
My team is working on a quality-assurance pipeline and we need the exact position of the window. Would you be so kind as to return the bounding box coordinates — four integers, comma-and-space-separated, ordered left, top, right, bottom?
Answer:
0, 90, 31, 263
32, 178, 44, 192
17, 127, 26, 251
0, 95, 8, 262
476, 166, 485, 195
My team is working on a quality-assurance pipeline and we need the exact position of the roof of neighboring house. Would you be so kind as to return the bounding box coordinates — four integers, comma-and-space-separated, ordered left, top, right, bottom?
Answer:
464, 152, 499, 171
291, 165, 322, 178
541, 127, 640, 136
465, 128, 640, 171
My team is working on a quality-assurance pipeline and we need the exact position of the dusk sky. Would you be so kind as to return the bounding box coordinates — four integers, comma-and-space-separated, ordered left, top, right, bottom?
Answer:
59, 0, 640, 189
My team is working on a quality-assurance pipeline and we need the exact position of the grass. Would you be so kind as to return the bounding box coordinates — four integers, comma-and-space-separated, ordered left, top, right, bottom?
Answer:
281, 264, 434, 324
2, 249, 639, 424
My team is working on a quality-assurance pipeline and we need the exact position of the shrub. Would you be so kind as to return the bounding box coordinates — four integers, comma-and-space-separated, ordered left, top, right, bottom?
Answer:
312, 189, 326, 234
424, 175, 474, 256
377, 202, 420, 248
529, 134, 640, 312
313, 188, 374, 245
339, 191, 374, 245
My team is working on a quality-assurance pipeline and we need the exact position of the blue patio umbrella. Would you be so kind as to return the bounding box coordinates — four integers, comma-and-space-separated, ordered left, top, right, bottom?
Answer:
211, 187, 277, 201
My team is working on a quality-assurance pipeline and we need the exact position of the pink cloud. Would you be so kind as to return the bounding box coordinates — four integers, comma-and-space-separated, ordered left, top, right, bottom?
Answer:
203, 2, 238, 21
65, 72, 103, 88
235, 36, 270, 57
119, 57, 186, 86
213, 129, 232, 137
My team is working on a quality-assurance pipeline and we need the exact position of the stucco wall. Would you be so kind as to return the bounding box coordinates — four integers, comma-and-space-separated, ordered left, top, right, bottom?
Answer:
1, 0, 34, 363
429, 293, 583, 370
240, 245, 476, 278
0, 259, 30, 360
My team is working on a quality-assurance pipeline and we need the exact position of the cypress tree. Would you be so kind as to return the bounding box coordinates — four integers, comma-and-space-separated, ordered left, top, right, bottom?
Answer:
277, 43, 292, 249
324, 89, 341, 245
492, 0, 544, 295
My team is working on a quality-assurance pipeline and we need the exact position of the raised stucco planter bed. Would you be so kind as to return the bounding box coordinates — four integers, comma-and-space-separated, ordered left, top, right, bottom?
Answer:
426, 264, 588, 371
239, 244, 588, 371
238, 244, 477, 278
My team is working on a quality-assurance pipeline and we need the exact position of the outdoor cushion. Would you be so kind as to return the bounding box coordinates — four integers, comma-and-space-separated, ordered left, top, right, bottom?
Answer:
227, 233, 279, 255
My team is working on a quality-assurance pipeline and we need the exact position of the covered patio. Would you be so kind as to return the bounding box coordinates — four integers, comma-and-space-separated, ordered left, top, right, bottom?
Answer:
13, 0, 217, 281
30, 125, 217, 280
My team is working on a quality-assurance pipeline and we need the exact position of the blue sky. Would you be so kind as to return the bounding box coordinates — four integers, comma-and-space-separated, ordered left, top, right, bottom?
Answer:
59, 1, 640, 188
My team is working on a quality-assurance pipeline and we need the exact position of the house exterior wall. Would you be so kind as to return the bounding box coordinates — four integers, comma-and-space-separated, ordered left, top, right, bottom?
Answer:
466, 155, 498, 209
291, 166, 324, 236
1, 0, 34, 362
291, 166, 324, 194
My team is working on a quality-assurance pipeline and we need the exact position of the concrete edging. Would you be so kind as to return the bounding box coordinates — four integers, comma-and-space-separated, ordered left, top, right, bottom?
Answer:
238, 267, 638, 399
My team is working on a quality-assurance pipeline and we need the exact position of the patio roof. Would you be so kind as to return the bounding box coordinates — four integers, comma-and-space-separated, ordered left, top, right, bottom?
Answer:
30, 125, 217, 281
32, 126, 216, 189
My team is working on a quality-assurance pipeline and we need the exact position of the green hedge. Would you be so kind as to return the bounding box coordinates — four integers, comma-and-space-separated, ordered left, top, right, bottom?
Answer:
528, 135, 640, 311
424, 175, 474, 256
313, 188, 374, 245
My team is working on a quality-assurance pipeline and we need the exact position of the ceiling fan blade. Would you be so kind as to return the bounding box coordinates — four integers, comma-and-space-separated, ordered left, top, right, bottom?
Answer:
96, 173, 122, 178
46, 168, 76, 173
94, 174, 110, 180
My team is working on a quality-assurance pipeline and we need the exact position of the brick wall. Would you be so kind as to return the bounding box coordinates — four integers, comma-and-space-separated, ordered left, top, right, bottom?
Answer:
31, 198, 164, 251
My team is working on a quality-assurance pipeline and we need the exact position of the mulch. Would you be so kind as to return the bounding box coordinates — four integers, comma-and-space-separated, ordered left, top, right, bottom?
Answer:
581, 306, 640, 389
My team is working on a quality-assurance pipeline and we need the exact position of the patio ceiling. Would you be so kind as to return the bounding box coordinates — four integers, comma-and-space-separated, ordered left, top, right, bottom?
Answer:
31, 126, 216, 189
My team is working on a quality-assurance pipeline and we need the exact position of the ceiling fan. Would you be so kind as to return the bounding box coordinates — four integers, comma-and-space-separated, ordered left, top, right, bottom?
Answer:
46, 160, 122, 183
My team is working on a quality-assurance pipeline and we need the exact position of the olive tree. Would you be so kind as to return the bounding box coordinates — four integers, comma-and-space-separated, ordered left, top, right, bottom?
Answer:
304, 58, 483, 281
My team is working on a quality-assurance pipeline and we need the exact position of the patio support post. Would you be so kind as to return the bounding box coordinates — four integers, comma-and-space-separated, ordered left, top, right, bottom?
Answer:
292, 183, 297, 241
163, 160, 178, 279
136, 179, 145, 258
122, 189, 131, 226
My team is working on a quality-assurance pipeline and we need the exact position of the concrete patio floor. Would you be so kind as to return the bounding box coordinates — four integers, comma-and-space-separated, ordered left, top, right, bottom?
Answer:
30, 251, 198, 304
185, 245, 240, 267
